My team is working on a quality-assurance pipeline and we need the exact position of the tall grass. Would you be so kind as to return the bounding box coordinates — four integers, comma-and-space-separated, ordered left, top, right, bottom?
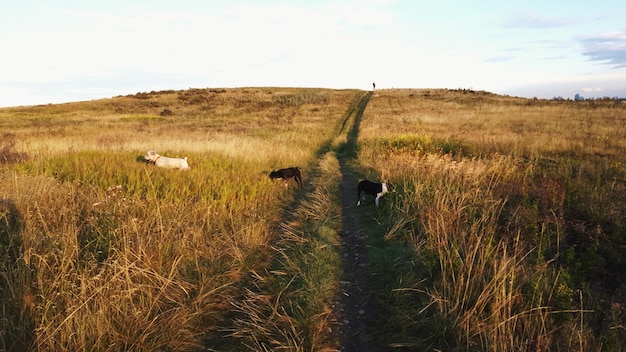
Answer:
228, 152, 343, 351
0, 169, 276, 350
355, 89, 626, 350
380, 155, 552, 350
3, 87, 625, 350
0, 87, 360, 351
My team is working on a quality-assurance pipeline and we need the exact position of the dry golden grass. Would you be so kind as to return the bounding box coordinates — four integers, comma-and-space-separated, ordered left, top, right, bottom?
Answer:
2, 87, 625, 351
229, 152, 343, 351
0, 87, 360, 351
355, 89, 626, 350
0, 88, 354, 164
361, 89, 626, 158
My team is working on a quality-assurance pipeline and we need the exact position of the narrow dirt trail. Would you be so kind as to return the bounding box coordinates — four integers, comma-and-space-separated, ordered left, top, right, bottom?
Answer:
337, 165, 381, 351
334, 91, 384, 351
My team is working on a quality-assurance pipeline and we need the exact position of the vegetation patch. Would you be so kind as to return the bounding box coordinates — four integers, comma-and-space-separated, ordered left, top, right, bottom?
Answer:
273, 89, 331, 107
355, 89, 626, 350
370, 133, 464, 156
0, 133, 28, 164
119, 114, 164, 121
0, 88, 361, 351
225, 152, 343, 351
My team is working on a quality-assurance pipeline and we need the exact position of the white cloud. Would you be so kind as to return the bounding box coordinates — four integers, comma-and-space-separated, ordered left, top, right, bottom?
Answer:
581, 31, 626, 68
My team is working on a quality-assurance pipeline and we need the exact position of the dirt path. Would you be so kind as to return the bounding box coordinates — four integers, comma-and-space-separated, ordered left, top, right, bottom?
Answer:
334, 91, 384, 351
337, 165, 382, 351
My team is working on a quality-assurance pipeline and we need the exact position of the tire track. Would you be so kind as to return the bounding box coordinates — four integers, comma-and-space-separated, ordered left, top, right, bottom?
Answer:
334, 91, 384, 351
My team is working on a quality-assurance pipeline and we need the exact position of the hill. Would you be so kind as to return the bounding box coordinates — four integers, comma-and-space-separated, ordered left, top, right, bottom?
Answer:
1, 87, 625, 351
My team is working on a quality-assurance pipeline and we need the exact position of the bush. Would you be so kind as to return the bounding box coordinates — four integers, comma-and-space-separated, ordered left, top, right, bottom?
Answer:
0, 133, 28, 164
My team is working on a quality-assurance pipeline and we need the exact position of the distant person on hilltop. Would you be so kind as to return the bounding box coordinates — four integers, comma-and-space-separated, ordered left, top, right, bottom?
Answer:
372, 81, 376, 91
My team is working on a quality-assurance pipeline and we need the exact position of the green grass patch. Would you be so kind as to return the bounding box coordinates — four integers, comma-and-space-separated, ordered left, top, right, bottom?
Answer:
16, 150, 279, 206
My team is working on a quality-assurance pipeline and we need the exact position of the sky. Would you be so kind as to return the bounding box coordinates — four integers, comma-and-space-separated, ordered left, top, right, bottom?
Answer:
1, 0, 625, 107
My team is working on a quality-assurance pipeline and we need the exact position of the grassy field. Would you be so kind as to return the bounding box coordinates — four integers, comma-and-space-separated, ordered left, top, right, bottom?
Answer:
0, 88, 362, 351
1, 87, 625, 351
356, 89, 626, 350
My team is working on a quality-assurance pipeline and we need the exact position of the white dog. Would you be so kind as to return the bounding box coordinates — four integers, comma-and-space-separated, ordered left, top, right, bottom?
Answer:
144, 150, 190, 170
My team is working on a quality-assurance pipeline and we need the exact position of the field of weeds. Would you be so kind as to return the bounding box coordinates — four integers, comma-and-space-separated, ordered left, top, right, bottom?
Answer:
0, 88, 362, 351
1, 87, 626, 351
356, 89, 626, 350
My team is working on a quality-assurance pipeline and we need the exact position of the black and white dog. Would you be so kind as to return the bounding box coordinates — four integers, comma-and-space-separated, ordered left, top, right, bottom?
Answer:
357, 180, 391, 206
270, 167, 303, 189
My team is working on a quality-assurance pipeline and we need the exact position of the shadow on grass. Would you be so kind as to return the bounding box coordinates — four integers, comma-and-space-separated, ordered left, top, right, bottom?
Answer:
0, 199, 35, 351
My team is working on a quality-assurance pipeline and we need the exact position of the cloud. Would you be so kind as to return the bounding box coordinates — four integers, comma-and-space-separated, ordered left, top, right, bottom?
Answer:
581, 31, 626, 68
581, 87, 604, 93
507, 11, 580, 29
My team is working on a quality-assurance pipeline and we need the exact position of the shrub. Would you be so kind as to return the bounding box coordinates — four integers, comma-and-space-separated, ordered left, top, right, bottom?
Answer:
0, 133, 28, 164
